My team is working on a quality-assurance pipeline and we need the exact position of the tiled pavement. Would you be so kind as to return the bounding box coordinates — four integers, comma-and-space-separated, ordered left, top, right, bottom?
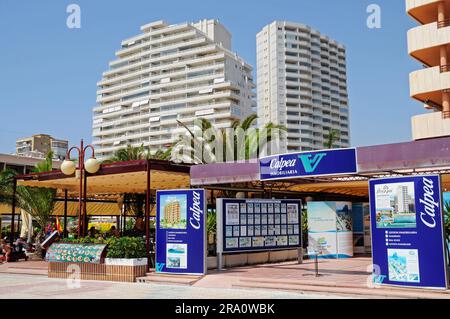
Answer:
1, 257, 450, 298
0, 273, 339, 299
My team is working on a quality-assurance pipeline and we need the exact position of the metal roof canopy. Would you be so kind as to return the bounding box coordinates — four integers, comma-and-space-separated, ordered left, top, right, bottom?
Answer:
190, 137, 450, 198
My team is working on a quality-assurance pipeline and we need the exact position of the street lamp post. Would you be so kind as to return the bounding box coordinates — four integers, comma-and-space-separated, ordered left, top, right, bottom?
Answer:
60, 139, 100, 237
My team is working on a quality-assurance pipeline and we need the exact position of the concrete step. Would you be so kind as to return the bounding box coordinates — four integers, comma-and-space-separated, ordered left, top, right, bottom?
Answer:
233, 280, 450, 299
0, 268, 47, 276
136, 273, 203, 286
239, 277, 367, 289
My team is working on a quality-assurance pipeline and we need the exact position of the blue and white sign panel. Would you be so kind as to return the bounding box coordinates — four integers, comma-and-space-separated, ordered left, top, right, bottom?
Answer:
259, 148, 357, 181
369, 175, 448, 289
156, 189, 206, 275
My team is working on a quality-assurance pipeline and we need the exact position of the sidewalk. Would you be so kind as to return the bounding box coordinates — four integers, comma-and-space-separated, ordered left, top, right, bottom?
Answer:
2, 257, 450, 299
0, 260, 48, 276
193, 257, 450, 299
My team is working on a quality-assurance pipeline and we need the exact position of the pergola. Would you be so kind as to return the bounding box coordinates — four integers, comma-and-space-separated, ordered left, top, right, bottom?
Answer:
9, 159, 191, 265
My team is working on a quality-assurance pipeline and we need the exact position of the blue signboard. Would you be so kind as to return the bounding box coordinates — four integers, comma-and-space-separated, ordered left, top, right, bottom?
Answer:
217, 199, 302, 253
259, 148, 357, 181
156, 189, 206, 275
369, 175, 448, 289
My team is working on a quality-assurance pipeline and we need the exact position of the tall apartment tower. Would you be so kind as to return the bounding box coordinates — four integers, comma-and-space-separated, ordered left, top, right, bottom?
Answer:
407, 0, 450, 139
257, 21, 350, 153
93, 19, 256, 159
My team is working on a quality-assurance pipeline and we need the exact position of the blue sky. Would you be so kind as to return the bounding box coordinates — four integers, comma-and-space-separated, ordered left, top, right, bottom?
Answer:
0, 0, 421, 153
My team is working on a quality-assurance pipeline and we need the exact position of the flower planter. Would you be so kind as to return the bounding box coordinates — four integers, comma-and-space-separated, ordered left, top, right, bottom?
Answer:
48, 258, 148, 283
104, 258, 148, 266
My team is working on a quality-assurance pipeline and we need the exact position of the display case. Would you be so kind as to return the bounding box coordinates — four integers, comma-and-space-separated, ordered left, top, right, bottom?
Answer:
45, 243, 107, 264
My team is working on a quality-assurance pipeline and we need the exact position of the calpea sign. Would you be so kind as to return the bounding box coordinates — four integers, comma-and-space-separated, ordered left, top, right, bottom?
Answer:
259, 148, 357, 181
156, 189, 206, 275
369, 175, 448, 289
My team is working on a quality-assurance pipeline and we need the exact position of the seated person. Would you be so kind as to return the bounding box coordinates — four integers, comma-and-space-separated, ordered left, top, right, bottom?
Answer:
14, 237, 29, 251
108, 226, 120, 238
0, 239, 12, 263
87, 226, 97, 238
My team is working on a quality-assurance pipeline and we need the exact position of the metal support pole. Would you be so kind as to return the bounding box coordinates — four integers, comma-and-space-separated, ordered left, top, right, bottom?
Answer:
77, 140, 84, 238
123, 201, 127, 235
297, 247, 304, 264
63, 190, 68, 238
10, 178, 17, 243
314, 253, 319, 277
145, 160, 151, 271
217, 252, 223, 271
83, 170, 88, 236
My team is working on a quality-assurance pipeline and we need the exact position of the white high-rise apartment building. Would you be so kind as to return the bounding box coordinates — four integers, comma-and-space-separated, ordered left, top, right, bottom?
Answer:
257, 21, 350, 153
396, 185, 409, 213
93, 19, 255, 159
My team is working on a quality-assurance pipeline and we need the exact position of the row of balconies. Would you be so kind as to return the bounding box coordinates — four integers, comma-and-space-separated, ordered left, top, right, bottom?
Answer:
98, 73, 228, 105
93, 102, 236, 136
99, 53, 227, 94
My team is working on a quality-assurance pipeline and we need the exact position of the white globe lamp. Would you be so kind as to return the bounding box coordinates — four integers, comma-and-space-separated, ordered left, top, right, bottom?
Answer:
84, 157, 100, 174
61, 160, 76, 176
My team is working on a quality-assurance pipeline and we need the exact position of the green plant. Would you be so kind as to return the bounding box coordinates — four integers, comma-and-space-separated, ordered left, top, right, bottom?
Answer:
207, 211, 216, 237
0, 152, 56, 229
324, 129, 340, 149
302, 208, 308, 248
171, 115, 286, 164
106, 237, 146, 259
444, 200, 450, 240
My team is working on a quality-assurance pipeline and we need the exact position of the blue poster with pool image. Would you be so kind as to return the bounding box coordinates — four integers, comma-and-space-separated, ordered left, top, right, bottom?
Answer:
369, 175, 448, 289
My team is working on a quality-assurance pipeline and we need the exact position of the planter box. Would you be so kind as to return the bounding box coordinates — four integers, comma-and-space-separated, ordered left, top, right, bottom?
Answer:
48, 259, 147, 283
105, 258, 148, 266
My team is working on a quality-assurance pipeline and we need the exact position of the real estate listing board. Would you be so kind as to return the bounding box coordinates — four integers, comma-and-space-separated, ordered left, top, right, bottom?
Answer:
216, 198, 302, 253
156, 189, 206, 275
369, 175, 448, 289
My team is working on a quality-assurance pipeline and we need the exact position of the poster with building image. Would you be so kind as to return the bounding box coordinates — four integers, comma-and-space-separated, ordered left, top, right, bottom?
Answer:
159, 194, 187, 229
156, 189, 206, 275
374, 182, 416, 229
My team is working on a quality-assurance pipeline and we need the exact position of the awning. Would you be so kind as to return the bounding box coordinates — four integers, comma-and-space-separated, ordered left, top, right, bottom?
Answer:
16, 160, 191, 196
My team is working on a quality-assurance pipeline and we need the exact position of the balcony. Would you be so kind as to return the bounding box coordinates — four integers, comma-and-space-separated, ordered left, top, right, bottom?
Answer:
412, 111, 450, 139
408, 21, 450, 66
407, 0, 450, 24
409, 66, 450, 105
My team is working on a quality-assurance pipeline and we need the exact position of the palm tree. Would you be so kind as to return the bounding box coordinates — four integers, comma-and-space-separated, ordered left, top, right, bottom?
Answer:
102, 144, 171, 163
0, 152, 56, 230
171, 115, 286, 164
324, 129, 340, 149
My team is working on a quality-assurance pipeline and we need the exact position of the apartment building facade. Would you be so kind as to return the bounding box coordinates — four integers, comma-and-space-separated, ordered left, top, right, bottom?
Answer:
16, 134, 68, 161
93, 19, 255, 159
407, 0, 450, 139
257, 21, 350, 153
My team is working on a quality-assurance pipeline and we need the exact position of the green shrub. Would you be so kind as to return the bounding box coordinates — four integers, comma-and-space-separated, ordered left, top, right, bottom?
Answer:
105, 237, 146, 259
